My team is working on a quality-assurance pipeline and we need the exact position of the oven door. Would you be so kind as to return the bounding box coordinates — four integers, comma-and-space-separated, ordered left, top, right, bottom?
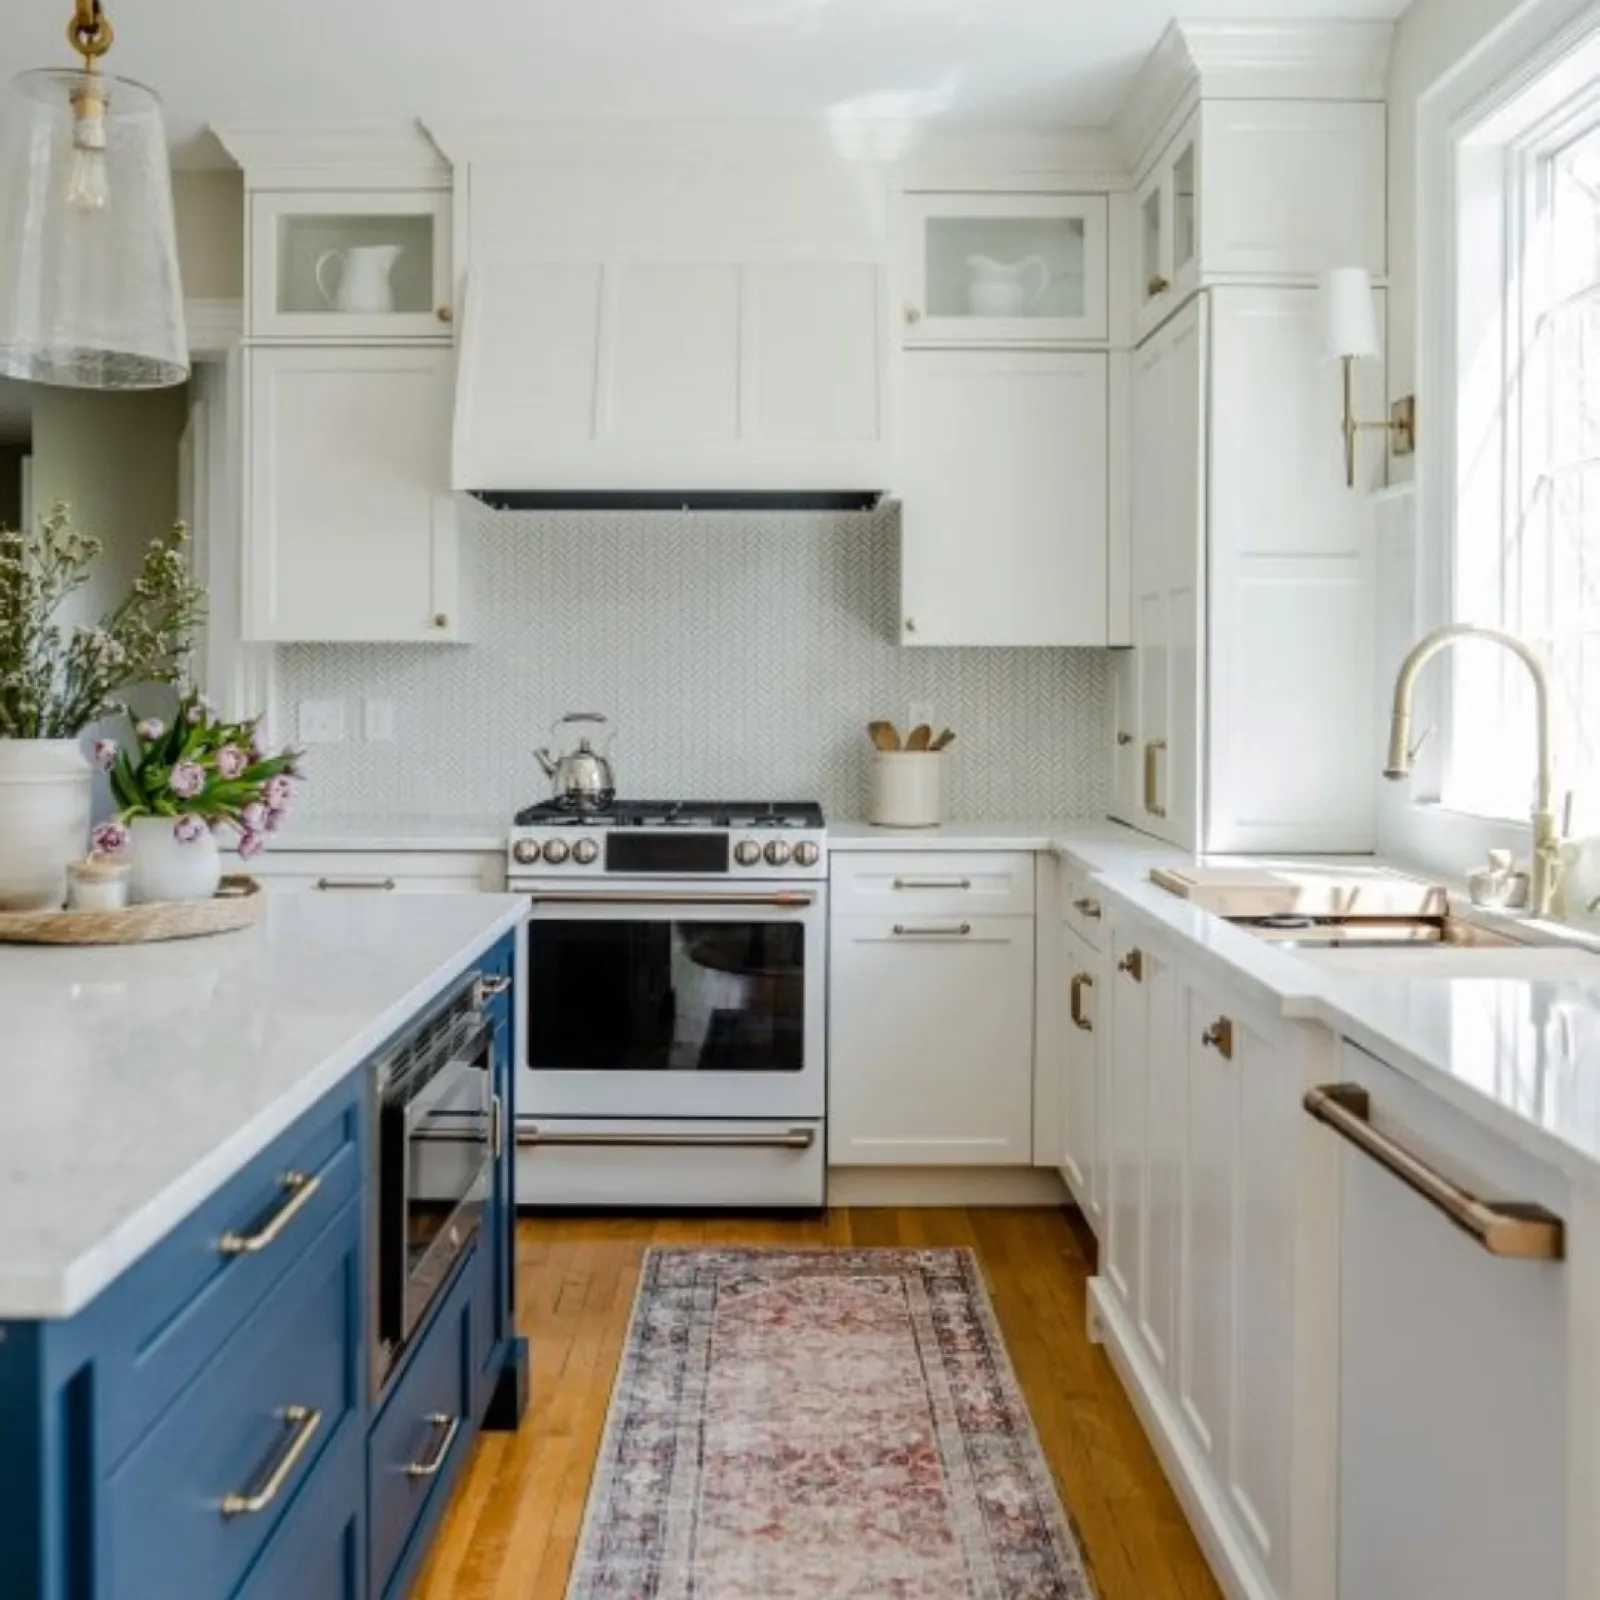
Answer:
518, 880, 825, 1120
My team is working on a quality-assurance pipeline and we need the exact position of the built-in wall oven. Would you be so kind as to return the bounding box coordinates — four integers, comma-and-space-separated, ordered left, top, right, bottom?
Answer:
507, 801, 827, 1208
371, 972, 500, 1394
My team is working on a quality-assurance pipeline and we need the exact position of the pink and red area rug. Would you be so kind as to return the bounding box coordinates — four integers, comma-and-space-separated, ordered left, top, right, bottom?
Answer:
566, 1248, 1097, 1599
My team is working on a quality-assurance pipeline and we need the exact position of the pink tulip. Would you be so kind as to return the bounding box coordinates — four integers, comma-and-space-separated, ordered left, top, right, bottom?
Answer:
92, 738, 118, 770
216, 745, 247, 780
265, 774, 295, 810
172, 815, 207, 844
136, 717, 164, 742
169, 760, 206, 799
238, 830, 265, 859
91, 822, 127, 855
240, 801, 267, 831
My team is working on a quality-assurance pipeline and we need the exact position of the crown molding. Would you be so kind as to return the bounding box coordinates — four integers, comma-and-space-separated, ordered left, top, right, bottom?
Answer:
210, 124, 449, 189
1113, 19, 1395, 167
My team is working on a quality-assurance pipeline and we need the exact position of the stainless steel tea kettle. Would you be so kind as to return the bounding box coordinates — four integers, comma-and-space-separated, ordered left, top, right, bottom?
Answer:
534, 713, 617, 808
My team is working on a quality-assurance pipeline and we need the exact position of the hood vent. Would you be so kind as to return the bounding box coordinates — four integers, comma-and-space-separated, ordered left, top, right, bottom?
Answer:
471, 489, 882, 514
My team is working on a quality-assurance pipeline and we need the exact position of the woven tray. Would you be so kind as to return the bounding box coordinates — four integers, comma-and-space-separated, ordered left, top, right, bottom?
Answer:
0, 875, 263, 946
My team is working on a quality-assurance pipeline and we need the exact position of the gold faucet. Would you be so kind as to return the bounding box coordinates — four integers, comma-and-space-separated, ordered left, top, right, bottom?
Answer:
1383, 624, 1564, 918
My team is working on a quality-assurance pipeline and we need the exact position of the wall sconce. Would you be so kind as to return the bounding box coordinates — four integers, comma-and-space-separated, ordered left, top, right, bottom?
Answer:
1320, 267, 1416, 488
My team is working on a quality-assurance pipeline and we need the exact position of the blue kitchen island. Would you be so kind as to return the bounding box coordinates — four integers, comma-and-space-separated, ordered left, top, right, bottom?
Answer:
0, 893, 528, 1600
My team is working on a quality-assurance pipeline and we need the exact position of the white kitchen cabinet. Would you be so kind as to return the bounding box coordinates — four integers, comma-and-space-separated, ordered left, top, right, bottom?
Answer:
244, 346, 459, 643
247, 190, 453, 342
898, 192, 1109, 345
1134, 115, 1200, 341
1058, 922, 1104, 1232
899, 350, 1108, 647
453, 258, 889, 493
829, 912, 1035, 1167
244, 850, 507, 893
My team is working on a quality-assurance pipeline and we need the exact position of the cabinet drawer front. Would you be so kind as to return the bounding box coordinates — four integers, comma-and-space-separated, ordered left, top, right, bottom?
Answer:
249, 851, 505, 893
107, 1199, 361, 1600
231, 1413, 363, 1600
831, 852, 1035, 916
99, 1080, 361, 1465
369, 1249, 477, 1600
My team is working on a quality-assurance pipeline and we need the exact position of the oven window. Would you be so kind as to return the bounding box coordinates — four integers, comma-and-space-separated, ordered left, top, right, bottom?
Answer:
527, 920, 805, 1072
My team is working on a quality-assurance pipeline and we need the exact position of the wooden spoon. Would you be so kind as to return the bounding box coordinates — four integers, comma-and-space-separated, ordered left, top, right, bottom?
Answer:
905, 724, 933, 751
930, 729, 956, 752
868, 719, 901, 751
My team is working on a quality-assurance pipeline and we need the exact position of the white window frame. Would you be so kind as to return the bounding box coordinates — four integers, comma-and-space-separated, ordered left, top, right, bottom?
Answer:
1388, 0, 1600, 881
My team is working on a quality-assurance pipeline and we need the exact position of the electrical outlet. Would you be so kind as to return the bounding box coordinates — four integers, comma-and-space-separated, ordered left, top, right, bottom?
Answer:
296, 700, 346, 745
362, 697, 396, 743
909, 701, 935, 734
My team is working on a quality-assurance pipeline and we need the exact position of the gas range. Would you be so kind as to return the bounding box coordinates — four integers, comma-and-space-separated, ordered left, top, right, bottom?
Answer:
507, 799, 827, 880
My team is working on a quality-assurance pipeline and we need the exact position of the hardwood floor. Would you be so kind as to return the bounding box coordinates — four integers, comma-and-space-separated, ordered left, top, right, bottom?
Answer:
415, 1209, 1222, 1600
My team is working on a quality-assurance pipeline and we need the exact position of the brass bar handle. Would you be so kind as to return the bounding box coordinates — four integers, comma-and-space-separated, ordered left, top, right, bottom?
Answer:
314, 875, 396, 891
1069, 972, 1094, 1032
1304, 1084, 1565, 1261
491, 1092, 504, 1161
527, 890, 814, 908
1201, 1017, 1235, 1061
1117, 947, 1144, 983
404, 1412, 462, 1479
892, 922, 972, 938
519, 1125, 816, 1150
1143, 740, 1168, 820
473, 973, 513, 1005
221, 1405, 322, 1518
892, 876, 972, 891
1071, 896, 1102, 919
219, 1172, 322, 1257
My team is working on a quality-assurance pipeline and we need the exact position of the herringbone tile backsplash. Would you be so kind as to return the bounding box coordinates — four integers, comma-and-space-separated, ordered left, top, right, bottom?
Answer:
277, 503, 1110, 821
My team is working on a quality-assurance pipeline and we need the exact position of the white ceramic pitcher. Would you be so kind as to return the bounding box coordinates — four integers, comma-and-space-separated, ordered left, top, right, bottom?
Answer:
966, 254, 1050, 317
314, 243, 404, 314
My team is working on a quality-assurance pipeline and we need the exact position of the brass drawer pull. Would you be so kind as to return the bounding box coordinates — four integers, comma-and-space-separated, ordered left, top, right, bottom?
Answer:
405, 1413, 462, 1478
1201, 1017, 1234, 1060
1304, 1084, 1565, 1260
221, 1405, 322, 1518
314, 875, 396, 891
219, 1172, 322, 1257
520, 1125, 815, 1150
1069, 972, 1094, 1032
491, 1092, 504, 1161
1117, 948, 1144, 983
1143, 739, 1168, 819
1071, 896, 1102, 919
892, 876, 972, 891
892, 921, 972, 938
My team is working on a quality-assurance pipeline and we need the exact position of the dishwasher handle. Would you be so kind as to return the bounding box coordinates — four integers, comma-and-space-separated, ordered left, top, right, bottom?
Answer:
1304, 1083, 1565, 1261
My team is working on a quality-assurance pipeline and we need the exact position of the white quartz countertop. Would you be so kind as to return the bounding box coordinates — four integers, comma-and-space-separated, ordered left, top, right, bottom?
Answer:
226, 815, 509, 853
830, 819, 1103, 851
0, 894, 523, 1320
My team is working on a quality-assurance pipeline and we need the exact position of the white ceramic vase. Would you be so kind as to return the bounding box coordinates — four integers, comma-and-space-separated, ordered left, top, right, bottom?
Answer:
0, 739, 94, 910
127, 816, 222, 905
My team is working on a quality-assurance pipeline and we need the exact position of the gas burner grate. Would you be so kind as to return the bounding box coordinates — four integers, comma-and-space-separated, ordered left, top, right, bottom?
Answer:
513, 799, 825, 830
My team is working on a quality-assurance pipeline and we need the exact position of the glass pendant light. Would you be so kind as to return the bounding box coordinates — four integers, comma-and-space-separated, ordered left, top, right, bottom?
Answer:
0, 0, 187, 388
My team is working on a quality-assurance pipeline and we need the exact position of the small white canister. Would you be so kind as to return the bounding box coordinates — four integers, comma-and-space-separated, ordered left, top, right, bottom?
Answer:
869, 751, 948, 828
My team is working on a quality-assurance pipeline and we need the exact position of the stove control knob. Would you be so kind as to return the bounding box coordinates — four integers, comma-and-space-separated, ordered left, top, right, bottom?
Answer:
572, 838, 599, 866
542, 838, 571, 865
764, 840, 792, 867
794, 841, 821, 868
513, 838, 542, 865
733, 840, 762, 867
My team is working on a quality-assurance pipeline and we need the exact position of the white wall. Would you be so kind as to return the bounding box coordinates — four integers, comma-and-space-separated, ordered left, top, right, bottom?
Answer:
172, 170, 244, 301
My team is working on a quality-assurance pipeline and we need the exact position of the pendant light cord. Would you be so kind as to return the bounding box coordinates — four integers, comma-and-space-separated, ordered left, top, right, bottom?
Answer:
67, 0, 113, 65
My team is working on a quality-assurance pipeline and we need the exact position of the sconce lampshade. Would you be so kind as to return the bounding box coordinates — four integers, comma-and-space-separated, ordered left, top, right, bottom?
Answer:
1321, 267, 1380, 362
0, 67, 188, 389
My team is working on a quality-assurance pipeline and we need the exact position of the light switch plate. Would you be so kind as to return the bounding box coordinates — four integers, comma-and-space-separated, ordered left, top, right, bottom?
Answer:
297, 700, 346, 744
363, 697, 396, 743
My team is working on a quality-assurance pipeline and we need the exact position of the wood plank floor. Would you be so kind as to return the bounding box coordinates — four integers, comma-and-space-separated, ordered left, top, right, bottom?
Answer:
415, 1209, 1222, 1599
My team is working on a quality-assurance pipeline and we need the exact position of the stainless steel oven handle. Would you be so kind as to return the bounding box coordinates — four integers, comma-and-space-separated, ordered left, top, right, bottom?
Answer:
526, 890, 815, 908
518, 1125, 816, 1150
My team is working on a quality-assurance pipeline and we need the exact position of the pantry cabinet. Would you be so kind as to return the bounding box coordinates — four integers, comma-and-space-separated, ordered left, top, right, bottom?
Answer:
243, 346, 460, 643
899, 350, 1108, 646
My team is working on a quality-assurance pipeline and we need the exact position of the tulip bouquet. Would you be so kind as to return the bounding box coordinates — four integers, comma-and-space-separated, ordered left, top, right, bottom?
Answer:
94, 691, 304, 859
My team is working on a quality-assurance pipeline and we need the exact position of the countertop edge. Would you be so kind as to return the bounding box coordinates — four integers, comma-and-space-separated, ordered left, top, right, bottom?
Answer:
23, 900, 525, 1322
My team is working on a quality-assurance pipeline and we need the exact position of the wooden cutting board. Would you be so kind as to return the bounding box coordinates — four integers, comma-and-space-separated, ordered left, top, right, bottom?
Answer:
1149, 864, 1449, 918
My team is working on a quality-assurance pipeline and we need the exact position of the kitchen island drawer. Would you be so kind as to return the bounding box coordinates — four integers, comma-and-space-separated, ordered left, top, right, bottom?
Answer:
369, 1248, 477, 1600
96, 1075, 362, 1466
106, 1197, 361, 1600
831, 851, 1035, 917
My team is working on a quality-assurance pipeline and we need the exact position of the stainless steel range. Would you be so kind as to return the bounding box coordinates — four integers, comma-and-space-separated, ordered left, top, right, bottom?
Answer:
506, 800, 827, 1209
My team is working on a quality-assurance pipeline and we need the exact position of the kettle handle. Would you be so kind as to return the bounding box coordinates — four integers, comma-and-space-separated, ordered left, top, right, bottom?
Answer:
313, 250, 345, 308
1021, 256, 1050, 310
551, 711, 615, 752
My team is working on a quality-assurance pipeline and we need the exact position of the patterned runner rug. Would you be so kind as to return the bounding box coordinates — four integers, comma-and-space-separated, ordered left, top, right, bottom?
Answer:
567, 1247, 1098, 1599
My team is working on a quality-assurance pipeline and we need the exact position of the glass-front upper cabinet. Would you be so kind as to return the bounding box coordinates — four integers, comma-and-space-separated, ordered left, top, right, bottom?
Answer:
900, 193, 1109, 344
248, 191, 453, 340
1135, 116, 1201, 339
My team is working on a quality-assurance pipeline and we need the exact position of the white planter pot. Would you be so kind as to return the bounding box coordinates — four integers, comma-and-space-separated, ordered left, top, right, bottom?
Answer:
868, 751, 949, 828
0, 739, 94, 910
127, 817, 222, 905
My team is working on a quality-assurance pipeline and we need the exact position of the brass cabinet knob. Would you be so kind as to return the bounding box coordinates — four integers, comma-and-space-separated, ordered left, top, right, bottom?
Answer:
1147, 274, 1171, 297
904, 616, 917, 634
905, 305, 922, 324
1117, 948, 1144, 983
1117, 731, 1134, 746
1201, 1017, 1235, 1060
432, 612, 449, 629
435, 305, 453, 324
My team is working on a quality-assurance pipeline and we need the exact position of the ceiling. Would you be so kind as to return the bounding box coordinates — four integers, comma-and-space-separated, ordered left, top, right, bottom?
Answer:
0, 0, 1410, 166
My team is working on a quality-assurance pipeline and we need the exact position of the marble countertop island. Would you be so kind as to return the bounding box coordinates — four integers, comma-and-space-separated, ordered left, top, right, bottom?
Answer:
0, 893, 523, 1319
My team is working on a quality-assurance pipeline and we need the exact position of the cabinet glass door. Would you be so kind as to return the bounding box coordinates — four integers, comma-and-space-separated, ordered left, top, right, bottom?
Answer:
1172, 140, 1198, 280
249, 192, 452, 340
903, 194, 1108, 343
1139, 178, 1167, 309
